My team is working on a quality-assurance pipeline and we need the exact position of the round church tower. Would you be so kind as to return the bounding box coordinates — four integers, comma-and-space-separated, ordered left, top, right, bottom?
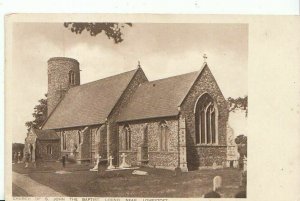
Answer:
47, 57, 80, 116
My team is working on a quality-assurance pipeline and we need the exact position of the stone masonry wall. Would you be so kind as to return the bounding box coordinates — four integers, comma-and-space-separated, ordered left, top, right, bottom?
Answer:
118, 118, 179, 169
36, 140, 60, 161
107, 67, 148, 165
180, 65, 229, 170
57, 125, 104, 162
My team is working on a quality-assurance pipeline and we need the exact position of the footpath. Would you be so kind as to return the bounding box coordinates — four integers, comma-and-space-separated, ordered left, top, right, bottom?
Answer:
12, 171, 65, 197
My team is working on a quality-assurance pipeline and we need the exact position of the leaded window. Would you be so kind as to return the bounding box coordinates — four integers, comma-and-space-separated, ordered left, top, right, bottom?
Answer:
195, 93, 218, 145
160, 121, 168, 151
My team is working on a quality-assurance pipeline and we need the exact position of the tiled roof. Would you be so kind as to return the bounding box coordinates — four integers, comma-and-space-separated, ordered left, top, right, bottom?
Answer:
43, 69, 138, 129
33, 128, 60, 140
117, 69, 202, 122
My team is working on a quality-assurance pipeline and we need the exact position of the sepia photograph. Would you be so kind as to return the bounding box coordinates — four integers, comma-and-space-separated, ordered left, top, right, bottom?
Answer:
4, 14, 250, 199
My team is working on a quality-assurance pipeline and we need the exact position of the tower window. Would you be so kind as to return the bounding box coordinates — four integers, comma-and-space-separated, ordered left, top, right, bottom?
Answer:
69, 70, 75, 85
48, 74, 51, 84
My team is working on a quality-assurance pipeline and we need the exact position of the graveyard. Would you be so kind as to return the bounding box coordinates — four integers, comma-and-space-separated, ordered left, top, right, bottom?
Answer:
12, 160, 246, 197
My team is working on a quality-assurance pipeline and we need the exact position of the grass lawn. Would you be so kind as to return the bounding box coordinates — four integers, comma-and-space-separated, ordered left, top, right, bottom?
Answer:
13, 161, 91, 174
13, 162, 246, 198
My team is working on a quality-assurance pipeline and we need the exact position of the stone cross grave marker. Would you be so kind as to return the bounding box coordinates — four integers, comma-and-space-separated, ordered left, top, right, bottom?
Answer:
120, 153, 130, 168
107, 156, 114, 169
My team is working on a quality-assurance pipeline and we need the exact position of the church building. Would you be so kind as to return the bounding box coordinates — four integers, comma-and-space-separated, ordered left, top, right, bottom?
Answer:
38, 57, 228, 171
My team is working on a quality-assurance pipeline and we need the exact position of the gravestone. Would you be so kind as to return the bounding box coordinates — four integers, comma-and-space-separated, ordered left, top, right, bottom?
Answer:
213, 176, 222, 191
212, 162, 217, 169
17, 152, 21, 163
226, 124, 239, 168
90, 154, 101, 171
243, 156, 247, 171
119, 153, 130, 168
233, 160, 239, 168
107, 156, 114, 169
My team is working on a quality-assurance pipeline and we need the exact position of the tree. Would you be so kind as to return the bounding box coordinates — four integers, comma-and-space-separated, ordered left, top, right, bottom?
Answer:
64, 22, 132, 44
235, 134, 247, 159
25, 94, 48, 130
227, 95, 248, 117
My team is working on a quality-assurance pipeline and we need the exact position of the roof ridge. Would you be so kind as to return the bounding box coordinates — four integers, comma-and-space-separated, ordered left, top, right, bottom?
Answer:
71, 68, 137, 89
144, 70, 199, 84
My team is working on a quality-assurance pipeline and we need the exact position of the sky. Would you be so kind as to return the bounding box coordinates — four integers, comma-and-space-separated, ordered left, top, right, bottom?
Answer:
10, 22, 248, 143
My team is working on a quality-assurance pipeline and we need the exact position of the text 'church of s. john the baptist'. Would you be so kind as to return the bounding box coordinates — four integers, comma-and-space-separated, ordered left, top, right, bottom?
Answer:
24, 56, 229, 171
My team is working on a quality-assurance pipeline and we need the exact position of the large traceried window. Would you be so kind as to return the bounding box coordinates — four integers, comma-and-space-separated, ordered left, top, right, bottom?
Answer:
69, 70, 75, 85
159, 121, 169, 151
122, 124, 131, 151
195, 93, 218, 145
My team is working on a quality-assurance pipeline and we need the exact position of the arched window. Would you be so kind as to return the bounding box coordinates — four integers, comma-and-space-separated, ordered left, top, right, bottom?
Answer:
47, 145, 53, 154
195, 93, 218, 145
62, 131, 67, 150
160, 121, 168, 151
142, 125, 148, 146
69, 70, 75, 85
123, 124, 131, 150
78, 130, 81, 144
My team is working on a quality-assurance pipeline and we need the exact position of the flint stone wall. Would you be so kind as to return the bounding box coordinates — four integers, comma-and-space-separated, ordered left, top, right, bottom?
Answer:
36, 140, 60, 161
180, 65, 229, 170
118, 118, 179, 169
107, 68, 148, 165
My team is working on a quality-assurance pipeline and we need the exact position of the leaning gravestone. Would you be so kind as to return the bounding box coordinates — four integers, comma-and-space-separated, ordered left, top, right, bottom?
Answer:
90, 154, 101, 171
